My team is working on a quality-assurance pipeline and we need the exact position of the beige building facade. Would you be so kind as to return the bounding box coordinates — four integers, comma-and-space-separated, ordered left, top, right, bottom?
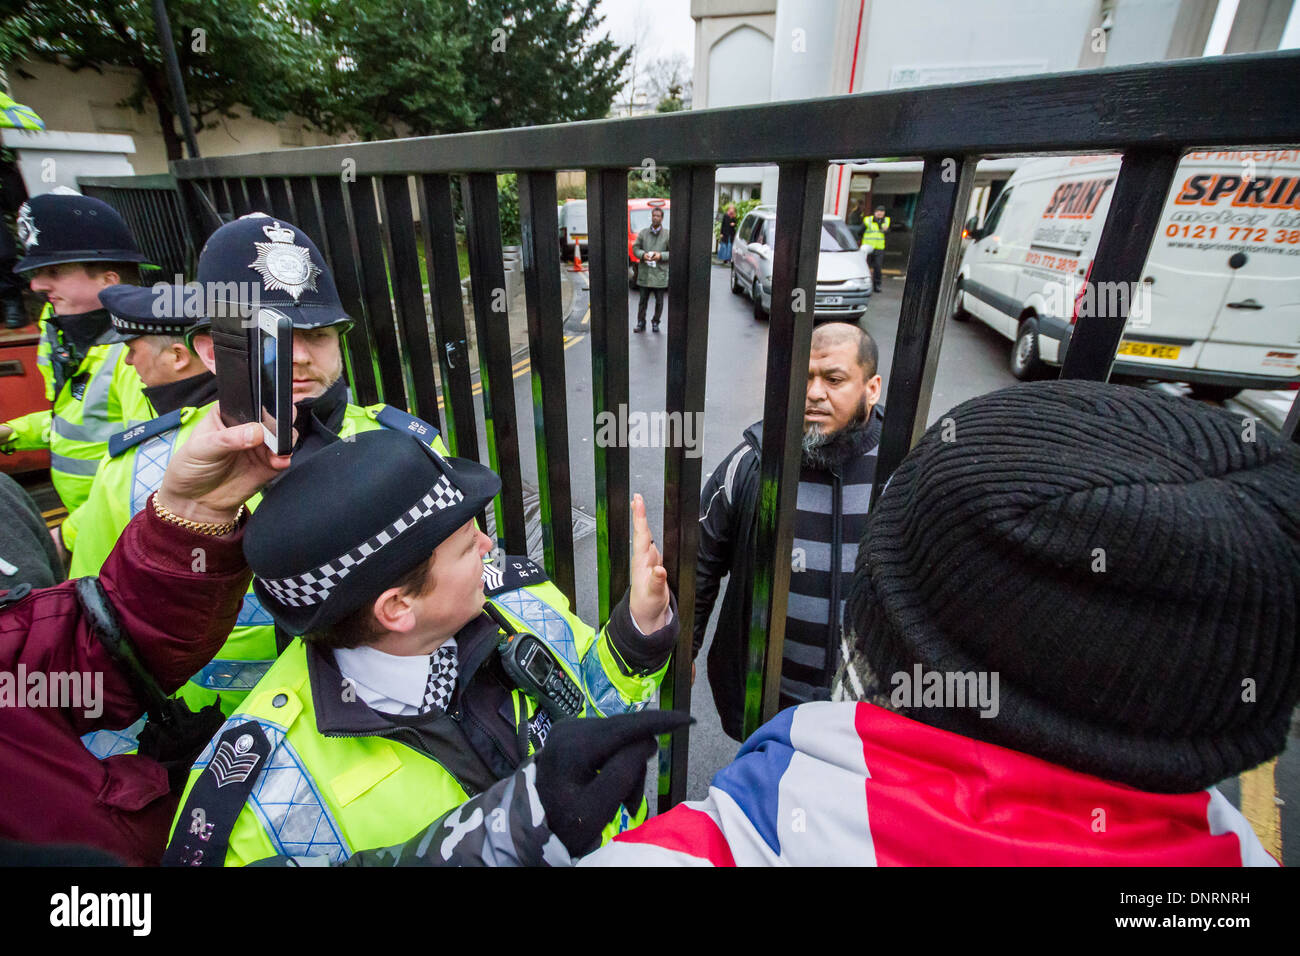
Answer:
7, 59, 349, 179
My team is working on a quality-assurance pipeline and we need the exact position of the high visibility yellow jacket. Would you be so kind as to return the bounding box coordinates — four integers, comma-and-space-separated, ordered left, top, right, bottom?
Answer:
77, 400, 454, 761
0, 92, 43, 131
166, 578, 669, 866
861, 215, 891, 251
1, 305, 152, 512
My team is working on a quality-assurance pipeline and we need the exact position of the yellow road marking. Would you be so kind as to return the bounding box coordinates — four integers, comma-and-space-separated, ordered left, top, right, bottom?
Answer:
1240, 759, 1282, 860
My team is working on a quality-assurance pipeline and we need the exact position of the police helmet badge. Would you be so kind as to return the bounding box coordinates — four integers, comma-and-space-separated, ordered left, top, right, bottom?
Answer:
15, 202, 38, 249
249, 220, 321, 301
209, 732, 263, 788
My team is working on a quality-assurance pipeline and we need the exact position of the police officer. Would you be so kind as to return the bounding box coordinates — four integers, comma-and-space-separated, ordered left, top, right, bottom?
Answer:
860, 204, 890, 293
163, 431, 677, 866
60, 285, 217, 570
78, 214, 454, 762
0, 193, 154, 513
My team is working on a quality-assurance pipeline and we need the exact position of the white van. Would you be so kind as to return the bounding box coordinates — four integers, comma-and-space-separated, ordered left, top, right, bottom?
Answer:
955, 151, 1300, 399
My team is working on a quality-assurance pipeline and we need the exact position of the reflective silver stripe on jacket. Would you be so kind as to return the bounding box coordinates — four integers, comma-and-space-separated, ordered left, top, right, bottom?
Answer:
49, 452, 102, 476
52, 416, 113, 442
51, 344, 127, 450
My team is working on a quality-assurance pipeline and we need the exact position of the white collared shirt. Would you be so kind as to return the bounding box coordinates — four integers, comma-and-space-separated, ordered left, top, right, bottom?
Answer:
334, 638, 458, 717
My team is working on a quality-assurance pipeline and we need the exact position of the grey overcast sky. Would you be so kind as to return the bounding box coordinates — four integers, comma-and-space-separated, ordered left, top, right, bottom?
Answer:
595, 0, 696, 64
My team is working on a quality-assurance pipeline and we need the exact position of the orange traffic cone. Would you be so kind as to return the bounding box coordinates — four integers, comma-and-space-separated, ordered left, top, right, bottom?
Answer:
570, 241, 584, 272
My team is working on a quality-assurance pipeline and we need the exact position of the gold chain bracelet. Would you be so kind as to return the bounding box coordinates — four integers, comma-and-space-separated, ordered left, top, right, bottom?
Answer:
151, 493, 245, 536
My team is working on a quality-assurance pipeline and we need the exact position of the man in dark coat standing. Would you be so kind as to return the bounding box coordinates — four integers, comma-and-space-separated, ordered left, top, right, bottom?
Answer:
632, 206, 669, 333
692, 322, 884, 740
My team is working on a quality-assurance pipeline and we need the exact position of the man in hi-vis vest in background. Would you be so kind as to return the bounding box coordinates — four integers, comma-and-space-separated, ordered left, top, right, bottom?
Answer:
860, 205, 890, 293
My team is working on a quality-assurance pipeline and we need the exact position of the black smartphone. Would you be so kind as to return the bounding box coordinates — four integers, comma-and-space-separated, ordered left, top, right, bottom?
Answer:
256, 309, 294, 456
210, 310, 257, 430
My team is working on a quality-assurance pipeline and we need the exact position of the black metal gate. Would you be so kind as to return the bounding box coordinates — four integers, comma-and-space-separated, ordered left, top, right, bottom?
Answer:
86, 51, 1300, 811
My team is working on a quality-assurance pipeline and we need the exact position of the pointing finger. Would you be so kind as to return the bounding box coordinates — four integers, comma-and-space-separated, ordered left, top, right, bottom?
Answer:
631, 493, 651, 560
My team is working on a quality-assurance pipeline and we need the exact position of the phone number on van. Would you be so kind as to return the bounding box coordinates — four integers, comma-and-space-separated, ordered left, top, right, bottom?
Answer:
1023, 251, 1080, 272
1165, 224, 1300, 243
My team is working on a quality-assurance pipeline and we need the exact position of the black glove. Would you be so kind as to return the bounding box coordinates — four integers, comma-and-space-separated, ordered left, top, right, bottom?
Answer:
536, 709, 692, 857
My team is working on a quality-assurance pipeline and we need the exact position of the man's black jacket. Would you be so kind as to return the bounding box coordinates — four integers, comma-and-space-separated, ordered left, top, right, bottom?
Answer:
693, 409, 883, 740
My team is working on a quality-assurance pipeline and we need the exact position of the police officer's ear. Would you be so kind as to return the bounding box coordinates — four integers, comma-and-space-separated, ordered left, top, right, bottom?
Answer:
371, 586, 420, 635
164, 340, 197, 373
192, 331, 216, 374
86, 266, 122, 288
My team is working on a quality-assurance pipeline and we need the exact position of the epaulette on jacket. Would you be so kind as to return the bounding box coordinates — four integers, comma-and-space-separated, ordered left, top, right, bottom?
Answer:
108, 409, 185, 458
373, 405, 440, 447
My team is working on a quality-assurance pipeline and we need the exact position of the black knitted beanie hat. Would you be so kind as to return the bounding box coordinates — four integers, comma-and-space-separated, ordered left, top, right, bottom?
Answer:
842, 379, 1300, 793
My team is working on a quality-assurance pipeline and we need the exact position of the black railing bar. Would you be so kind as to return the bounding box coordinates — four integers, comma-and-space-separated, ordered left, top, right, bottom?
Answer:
416, 173, 479, 460
1060, 150, 1185, 382
742, 160, 828, 740
288, 177, 326, 262
78, 173, 179, 190
168, 53, 1300, 180
244, 177, 270, 217
227, 178, 253, 217
380, 174, 440, 424
585, 167, 631, 624
145, 191, 177, 276
871, 158, 978, 507
348, 177, 409, 407
517, 170, 578, 608
461, 172, 529, 556
657, 163, 716, 811
264, 177, 294, 222
315, 175, 381, 405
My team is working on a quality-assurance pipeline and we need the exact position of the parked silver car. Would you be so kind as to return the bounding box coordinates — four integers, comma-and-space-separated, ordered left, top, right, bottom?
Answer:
730, 209, 872, 322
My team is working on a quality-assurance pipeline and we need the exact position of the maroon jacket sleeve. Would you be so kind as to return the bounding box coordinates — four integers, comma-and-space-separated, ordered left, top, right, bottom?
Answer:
4, 496, 252, 736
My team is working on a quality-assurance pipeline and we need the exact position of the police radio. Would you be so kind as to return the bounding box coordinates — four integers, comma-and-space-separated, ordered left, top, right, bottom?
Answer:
497, 631, 585, 719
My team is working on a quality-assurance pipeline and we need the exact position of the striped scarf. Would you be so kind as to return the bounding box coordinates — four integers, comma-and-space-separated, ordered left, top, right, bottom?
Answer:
780, 408, 882, 707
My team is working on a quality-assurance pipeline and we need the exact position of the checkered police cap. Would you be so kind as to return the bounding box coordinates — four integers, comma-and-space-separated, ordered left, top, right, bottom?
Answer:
245, 429, 501, 635
98, 283, 208, 340
259, 473, 464, 608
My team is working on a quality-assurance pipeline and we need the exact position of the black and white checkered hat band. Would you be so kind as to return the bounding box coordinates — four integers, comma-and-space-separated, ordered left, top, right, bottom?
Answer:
258, 475, 465, 608
110, 316, 192, 335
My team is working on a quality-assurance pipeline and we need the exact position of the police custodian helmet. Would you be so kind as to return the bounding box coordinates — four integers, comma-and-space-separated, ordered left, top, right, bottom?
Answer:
13, 193, 153, 273
196, 212, 353, 332
245, 430, 501, 635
